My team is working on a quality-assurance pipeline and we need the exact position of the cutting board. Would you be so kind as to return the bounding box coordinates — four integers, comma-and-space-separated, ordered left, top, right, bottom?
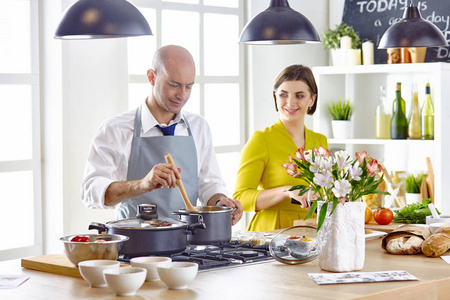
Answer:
21, 254, 129, 278
21, 254, 82, 278
293, 219, 402, 233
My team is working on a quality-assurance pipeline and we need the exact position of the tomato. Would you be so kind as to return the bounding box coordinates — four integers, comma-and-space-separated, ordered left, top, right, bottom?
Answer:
373, 208, 394, 225
70, 235, 92, 242
365, 207, 373, 224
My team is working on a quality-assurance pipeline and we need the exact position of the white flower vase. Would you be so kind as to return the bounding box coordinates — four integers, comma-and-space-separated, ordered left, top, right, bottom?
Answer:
331, 120, 352, 139
317, 201, 366, 272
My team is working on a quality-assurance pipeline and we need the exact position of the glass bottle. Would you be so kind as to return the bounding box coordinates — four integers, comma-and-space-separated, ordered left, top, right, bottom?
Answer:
421, 82, 434, 140
390, 82, 408, 139
375, 86, 391, 139
408, 84, 421, 139
392, 85, 406, 114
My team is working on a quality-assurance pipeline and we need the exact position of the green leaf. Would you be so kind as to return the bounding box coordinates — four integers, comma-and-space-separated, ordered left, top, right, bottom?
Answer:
317, 202, 328, 232
304, 200, 318, 221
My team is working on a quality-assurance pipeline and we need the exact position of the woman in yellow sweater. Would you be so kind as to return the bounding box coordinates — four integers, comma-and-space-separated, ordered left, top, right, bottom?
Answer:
233, 65, 328, 231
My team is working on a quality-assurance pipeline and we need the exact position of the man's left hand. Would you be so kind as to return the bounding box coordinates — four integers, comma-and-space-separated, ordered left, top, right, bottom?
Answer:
215, 197, 243, 226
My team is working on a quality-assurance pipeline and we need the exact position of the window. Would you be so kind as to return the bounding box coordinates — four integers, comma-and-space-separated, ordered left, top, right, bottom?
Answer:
127, 1, 246, 229
0, 0, 42, 258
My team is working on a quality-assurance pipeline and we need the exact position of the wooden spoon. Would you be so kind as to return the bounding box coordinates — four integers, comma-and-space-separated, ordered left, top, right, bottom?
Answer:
426, 157, 435, 204
164, 152, 199, 212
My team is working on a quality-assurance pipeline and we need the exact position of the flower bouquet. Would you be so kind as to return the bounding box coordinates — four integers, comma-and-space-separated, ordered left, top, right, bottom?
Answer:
283, 146, 389, 231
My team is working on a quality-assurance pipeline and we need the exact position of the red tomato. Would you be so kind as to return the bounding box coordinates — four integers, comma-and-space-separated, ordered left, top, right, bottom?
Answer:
373, 208, 394, 225
70, 235, 92, 242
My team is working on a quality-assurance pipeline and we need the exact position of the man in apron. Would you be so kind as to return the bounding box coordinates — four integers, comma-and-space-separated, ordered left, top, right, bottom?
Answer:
81, 45, 243, 225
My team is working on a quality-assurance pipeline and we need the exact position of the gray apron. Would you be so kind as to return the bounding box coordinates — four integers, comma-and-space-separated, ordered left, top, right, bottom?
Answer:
116, 106, 199, 220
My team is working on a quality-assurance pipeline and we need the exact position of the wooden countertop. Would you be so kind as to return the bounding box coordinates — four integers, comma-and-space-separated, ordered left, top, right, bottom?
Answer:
2, 239, 450, 300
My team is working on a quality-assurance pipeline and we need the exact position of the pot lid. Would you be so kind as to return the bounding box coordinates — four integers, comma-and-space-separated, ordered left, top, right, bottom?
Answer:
107, 217, 187, 230
269, 225, 318, 265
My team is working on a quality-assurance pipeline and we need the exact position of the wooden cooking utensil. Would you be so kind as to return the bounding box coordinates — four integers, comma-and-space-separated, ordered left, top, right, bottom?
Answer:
420, 176, 429, 200
164, 152, 199, 212
426, 157, 435, 204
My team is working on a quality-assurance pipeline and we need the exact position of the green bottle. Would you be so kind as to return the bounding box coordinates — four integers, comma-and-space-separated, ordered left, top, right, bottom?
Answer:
421, 82, 434, 140
390, 82, 408, 139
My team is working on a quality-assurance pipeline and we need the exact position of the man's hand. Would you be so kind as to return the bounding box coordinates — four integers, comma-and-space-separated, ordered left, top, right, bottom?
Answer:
215, 197, 243, 226
140, 163, 181, 192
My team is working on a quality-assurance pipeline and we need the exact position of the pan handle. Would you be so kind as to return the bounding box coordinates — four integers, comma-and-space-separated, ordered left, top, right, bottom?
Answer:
88, 222, 108, 234
185, 214, 206, 235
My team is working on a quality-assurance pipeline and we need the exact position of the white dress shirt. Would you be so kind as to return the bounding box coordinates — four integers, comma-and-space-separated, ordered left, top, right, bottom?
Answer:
81, 103, 228, 210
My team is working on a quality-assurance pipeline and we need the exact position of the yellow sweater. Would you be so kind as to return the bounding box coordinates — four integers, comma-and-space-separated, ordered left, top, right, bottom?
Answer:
233, 120, 328, 231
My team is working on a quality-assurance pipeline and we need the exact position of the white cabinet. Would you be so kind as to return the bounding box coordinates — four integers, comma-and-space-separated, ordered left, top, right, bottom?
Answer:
312, 63, 450, 214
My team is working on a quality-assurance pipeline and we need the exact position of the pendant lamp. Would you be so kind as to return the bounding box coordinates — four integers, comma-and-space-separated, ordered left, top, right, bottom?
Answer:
55, 0, 152, 39
239, 0, 320, 45
378, 1, 448, 48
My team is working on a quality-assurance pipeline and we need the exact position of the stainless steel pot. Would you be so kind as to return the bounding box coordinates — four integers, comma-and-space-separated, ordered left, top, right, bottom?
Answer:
174, 206, 233, 245
89, 204, 205, 256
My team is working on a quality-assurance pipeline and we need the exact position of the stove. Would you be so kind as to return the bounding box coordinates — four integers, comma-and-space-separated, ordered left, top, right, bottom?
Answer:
118, 241, 274, 272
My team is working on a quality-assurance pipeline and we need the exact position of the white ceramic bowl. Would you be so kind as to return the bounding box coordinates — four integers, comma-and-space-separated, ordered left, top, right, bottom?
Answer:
130, 256, 172, 281
429, 222, 450, 234
426, 215, 450, 225
157, 262, 198, 290
104, 267, 146, 296
78, 260, 120, 288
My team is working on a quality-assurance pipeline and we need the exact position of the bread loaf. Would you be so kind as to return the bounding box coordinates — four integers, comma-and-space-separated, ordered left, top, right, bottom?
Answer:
422, 227, 450, 257
386, 235, 424, 255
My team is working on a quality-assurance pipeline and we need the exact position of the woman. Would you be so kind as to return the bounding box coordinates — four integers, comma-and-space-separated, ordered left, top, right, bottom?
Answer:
233, 65, 328, 231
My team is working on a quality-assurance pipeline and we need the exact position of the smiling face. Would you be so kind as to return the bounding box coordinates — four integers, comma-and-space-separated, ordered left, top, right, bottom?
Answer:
275, 80, 316, 124
147, 46, 196, 124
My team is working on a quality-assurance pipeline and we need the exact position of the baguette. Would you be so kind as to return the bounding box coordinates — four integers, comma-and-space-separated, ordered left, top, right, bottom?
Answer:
381, 225, 430, 255
422, 227, 450, 257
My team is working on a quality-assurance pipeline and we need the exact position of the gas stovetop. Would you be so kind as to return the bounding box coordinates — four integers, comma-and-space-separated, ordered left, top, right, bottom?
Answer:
118, 241, 274, 272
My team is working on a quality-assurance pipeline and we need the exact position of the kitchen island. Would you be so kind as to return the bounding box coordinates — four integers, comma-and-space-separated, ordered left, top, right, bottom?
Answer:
1, 239, 449, 300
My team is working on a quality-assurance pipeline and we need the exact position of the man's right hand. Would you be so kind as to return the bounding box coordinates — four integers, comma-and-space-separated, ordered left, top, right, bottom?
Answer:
140, 163, 181, 192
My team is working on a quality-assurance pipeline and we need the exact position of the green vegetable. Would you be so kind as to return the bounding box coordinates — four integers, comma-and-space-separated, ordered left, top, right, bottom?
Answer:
404, 173, 426, 193
393, 198, 438, 224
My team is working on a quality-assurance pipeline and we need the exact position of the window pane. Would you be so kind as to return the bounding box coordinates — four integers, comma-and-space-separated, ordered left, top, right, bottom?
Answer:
204, 83, 239, 146
128, 8, 157, 75
204, 14, 239, 76
216, 152, 240, 197
0, 0, 31, 73
0, 85, 32, 161
0, 171, 34, 250
204, 0, 238, 8
162, 10, 200, 75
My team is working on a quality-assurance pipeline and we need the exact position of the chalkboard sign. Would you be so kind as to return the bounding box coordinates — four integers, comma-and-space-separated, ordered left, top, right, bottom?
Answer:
342, 0, 450, 63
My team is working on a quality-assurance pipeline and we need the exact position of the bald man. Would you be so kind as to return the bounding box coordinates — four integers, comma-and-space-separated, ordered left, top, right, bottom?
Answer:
81, 45, 243, 224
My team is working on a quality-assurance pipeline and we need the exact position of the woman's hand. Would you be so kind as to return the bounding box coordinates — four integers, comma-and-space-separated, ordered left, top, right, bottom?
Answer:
287, 189, 318, 209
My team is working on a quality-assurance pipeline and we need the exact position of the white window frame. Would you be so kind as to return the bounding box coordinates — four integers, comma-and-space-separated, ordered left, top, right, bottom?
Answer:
0, 0, 43, 260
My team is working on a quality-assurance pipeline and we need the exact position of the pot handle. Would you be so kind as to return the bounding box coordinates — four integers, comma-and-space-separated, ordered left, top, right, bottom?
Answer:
185, 215, 206, 235
88, 222, 108, 234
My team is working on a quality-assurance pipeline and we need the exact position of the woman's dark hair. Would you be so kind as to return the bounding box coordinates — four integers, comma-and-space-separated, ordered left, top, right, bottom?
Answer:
272, 64, 318, 115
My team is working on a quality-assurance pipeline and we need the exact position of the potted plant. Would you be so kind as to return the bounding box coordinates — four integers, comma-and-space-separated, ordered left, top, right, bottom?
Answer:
328, 99, 353, 139
404, 173, 426, 205
323, 22, 361, 65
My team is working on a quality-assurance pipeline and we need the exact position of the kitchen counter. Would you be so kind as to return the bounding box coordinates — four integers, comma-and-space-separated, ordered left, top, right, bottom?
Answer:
1, 239, 450, 300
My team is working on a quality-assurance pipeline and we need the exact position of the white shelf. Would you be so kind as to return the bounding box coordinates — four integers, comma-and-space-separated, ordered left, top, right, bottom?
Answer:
312, 63, 450, 214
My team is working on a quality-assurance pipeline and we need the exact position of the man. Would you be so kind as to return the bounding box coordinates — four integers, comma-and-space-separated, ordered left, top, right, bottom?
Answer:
81, 45, 243, 225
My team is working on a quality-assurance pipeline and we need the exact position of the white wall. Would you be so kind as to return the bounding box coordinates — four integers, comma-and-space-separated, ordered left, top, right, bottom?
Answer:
42, 0, 345, 254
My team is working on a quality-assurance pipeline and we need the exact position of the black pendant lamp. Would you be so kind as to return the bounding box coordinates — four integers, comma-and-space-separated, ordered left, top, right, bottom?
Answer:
54, 0, 152, 39
378, 1, 448, 48
239, 0, 320, 45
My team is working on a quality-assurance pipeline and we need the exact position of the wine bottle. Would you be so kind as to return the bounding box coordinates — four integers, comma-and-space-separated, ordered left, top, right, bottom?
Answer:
375, 86, 391, 139
390, 82, 408, 139
421, 82, 434, 140
408, 84, 421, 139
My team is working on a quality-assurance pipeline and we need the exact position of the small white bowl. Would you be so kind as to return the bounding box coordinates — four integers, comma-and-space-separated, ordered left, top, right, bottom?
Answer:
104, 267, 146, 296
157, 262, 198, 290
429, 222, 450, 234
130, 256, 172, 281
426, 215, 450, 225
78, 260, 120, 288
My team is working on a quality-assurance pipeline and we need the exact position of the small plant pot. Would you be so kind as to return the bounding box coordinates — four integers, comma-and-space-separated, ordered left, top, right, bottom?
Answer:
331, 120, 352, 139
405, 193, 422, 205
